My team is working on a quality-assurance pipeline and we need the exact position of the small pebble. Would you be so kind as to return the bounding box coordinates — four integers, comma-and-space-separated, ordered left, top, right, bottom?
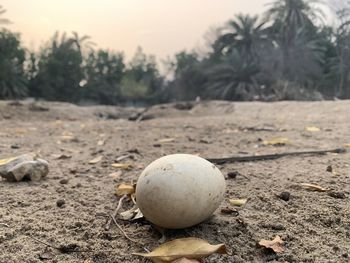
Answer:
326, 165, 333, 173
56, 199, 65, 207
272, 224, 286, 230
328, 191, 346, 199
278, 191, 291, 202
11, 144, 20, 149
227, 172, 238, 179
59, 179, 69, 184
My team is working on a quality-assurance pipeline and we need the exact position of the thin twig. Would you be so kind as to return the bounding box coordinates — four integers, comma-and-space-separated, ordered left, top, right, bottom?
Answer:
105, 194, 128, 231
27, 235, 60, 250
27, 235, 117, 253
110, 214, 140, 244
0, 223, 9, 228
207, 148, 347, 164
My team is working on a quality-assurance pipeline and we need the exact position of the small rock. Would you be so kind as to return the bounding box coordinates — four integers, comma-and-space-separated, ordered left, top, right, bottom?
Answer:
56, 199, 65, 207
227, 171, 239, 179
221, 207, 239, 216
326, 165, 333, 173
271, 224, 286, 230
0, 154, 49, 182
39, 251, 54, 260
328, 191, 346, 199
11, 144, 20, 149
59, 179, 69, 185
278, 192, 291, 202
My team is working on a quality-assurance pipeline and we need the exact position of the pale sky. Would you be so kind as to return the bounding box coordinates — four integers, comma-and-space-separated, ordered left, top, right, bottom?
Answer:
2, 0, 270, 60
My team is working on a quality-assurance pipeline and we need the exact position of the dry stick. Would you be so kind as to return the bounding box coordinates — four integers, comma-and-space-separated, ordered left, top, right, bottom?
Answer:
207, 148, 347, 164
110, 214, 140, 244
27, 235, 116, 253
0, 223, 9, 227
105, 194, 128, 231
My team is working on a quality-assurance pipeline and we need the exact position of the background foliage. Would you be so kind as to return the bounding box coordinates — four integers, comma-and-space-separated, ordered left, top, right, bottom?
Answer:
2, 0, 350, 104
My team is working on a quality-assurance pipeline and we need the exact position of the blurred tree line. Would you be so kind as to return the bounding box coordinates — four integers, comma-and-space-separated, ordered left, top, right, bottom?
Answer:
2, 0, 350, 104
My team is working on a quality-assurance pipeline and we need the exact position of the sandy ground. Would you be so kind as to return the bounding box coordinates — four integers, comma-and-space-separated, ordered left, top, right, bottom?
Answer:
0, 100, 349, 263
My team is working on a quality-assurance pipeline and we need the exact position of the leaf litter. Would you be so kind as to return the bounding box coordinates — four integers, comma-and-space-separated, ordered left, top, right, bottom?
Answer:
259, 235, 284, 253
133, 237, 227, 263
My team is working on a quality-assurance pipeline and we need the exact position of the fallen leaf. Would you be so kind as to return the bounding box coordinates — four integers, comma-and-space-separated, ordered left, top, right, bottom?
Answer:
259, 236, 284, 253
111, 163, 132, 170
116, 183, 135, 196
172, 258, 200, 263
157, 138, 176, 144
109, 171, 122, 179
15, 128, 28, 135
60, 135, 76, 141
89, 156, 103, 164
263, 137, 291, 146
97, 140, 105, 146
133, 237, 227, 263
331, 171, 341, 176
119, 205, 144, 221
0, 157, 17, 166
301, 183, 330, 192
229, 199, 248, 207
305, 126, 320, 132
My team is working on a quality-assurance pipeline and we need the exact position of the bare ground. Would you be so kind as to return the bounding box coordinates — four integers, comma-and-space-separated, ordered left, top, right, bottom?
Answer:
0, 100, 349, 263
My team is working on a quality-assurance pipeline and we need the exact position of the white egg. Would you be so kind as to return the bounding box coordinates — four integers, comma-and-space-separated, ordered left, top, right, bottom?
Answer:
136, 154, 226, 229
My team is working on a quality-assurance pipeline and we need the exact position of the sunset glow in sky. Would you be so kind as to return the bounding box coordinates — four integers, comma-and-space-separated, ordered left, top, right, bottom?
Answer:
3, 0, 269, 59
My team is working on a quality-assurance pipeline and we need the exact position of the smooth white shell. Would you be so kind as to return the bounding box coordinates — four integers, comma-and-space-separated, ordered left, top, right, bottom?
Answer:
136, 154, 226, 229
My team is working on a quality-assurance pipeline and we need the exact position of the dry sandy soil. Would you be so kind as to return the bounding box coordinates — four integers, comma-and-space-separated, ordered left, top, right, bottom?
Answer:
0, 100, 349, 263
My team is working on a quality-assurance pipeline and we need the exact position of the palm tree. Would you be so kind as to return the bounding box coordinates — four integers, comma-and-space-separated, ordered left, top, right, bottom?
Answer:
213, 14, 269, 62
265, 0, 325, 81
205, 50, 260, 100
71, 31, 95, 56
0, 5, 11, 26
333, 9, 350, 98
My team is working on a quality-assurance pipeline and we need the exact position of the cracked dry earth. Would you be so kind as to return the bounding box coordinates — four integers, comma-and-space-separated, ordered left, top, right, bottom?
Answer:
0, 100, 349, 263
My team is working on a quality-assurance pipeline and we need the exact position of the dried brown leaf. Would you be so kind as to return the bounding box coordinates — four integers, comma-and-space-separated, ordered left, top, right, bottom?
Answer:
229, 199, 248, 207
157, 138, 176, 144
119, 205, 144, 221
88, 155, 103, 164
0, 156, 17, 166
109, 171, 122, 179
97, 140, 105, 146
116, 183, 135, 196
111, 163, 132, 170
305, 126, 320, 132
301, 183, 330, 192
133, 237, 227, 263
259, 236, 284, 253
172, 258, 200, 263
